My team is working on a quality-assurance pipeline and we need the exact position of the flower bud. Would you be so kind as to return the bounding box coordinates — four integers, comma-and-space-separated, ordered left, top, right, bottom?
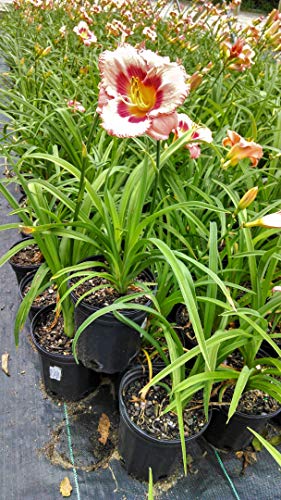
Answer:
82, 142, 87, 158
19, 225, 34, 234
41, 46, 52, 57
236, 186, 258, 212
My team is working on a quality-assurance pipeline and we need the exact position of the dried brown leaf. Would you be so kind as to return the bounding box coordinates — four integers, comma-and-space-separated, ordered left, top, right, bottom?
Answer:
60, 477, 72, 497
235, 450, 257, 473
1, 353, 10, 376
98, 412, 110, 445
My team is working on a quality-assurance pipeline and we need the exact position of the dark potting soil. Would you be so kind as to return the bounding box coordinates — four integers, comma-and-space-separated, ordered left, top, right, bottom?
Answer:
124, 378, 207, 440
33, 308, 73, 356
23, 282, 57, 308
175, 304, 196, 344
10, 243, 44, 266
220, 350, 280, 415
223, 387, 280, 416
222, 348, 280, 371
235, 281, 252, 302
222, 349, 245, 370
70, 271, 153, 308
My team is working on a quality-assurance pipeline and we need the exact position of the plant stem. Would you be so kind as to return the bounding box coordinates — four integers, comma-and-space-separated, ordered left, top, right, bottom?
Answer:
150, 140, 161, 216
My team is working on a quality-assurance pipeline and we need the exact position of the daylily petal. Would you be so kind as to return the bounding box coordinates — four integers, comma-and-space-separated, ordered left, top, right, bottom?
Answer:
97, 85, 109, 114
98, 45, 148, 98
244, 210, 281, 229
173, 113, 213, 157
222, 130, 241, 147
140, 49, 188, 115
176, 113, 213, 143
194, 125, 213, 144
146, 113, 178, 141
220, 37, 255, 71
99, 98, 150, 138
187, 144, 201, 159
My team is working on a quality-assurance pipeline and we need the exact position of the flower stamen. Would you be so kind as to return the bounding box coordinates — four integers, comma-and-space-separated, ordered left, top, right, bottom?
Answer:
129, 77, 155, 112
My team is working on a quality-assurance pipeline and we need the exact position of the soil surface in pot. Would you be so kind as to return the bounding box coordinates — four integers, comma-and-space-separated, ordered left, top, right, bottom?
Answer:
219, 351, 280, 416
175, 305, 196, 345
23, 282, 57, 309
10, 243, 44, 266
33, 308, 73, 356
124, 378, 207, 440
70, 270, 154, 308
222, 387, 279, 416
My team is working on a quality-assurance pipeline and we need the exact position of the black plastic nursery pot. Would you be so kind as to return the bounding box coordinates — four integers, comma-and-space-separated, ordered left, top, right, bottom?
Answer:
273, 411, 281, 426
118, 367, 211, 482
31, 305, 99, 401
9, 238, 42, 285
204, 405, 281, 451
73, 299, 148, 374
71, 267, 155, 374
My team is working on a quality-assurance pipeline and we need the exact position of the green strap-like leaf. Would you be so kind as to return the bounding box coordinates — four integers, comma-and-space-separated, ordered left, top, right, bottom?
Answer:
227, 366, 254, 423
149, 238, 211, 370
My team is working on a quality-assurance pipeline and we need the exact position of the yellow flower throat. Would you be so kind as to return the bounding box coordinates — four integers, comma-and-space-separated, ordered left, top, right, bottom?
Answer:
129, 77, 156, 112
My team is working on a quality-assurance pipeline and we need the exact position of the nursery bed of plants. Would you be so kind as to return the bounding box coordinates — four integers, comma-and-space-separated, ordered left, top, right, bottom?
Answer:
0, 189, 280, 498
0, 0, 281, 498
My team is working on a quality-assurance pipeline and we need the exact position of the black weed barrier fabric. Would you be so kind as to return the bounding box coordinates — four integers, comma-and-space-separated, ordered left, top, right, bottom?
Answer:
0, 56, 281, 500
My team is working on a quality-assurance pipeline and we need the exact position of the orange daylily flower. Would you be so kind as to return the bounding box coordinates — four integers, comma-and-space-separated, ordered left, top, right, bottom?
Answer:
220, 38, 255, 72
222, 130, 263, 169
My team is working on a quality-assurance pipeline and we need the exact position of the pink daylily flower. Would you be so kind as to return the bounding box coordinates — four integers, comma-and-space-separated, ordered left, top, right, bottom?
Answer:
173, 114, 213, 159
244, 211, 281, 229
67, 100, 86, 113
97, 44, 189, 138
142, 26, 157, 42
73, 21, 97, 46
222, 130, 263, 168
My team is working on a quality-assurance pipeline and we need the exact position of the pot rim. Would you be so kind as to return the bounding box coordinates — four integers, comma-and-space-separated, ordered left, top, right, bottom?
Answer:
119, 366, 211, 446
19, 271, 55, 311
9, 237, 42, 269
19, 270, 37, 299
